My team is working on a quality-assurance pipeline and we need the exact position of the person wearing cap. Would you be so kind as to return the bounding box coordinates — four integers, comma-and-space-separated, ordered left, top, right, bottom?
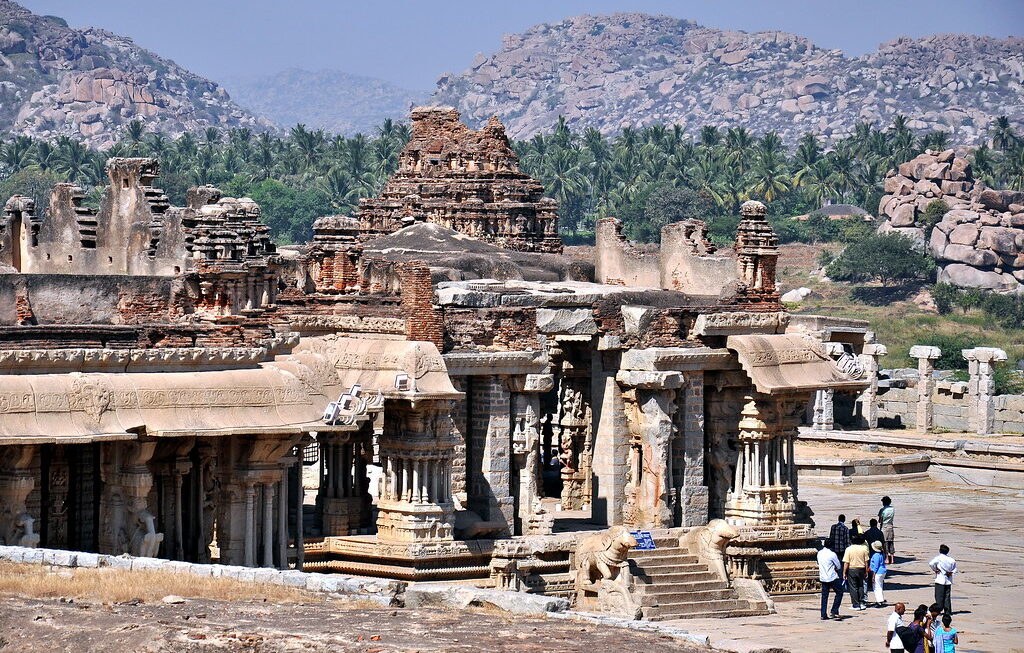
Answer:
869, 539, 889, 607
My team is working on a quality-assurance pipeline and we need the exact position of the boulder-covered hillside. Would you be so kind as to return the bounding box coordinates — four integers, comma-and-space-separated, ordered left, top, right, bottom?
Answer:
0, 0, 273, 148
433, 13, 1024, 143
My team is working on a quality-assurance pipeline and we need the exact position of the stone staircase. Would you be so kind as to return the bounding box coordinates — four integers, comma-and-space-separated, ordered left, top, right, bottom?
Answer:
629, 534, 769, 621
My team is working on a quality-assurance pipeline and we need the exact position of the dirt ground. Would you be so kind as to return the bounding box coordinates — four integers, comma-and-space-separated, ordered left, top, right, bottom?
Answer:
0, 588, 710, 653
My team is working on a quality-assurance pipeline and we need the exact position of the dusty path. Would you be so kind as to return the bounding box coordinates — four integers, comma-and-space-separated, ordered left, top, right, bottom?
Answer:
0, 593, 710, 652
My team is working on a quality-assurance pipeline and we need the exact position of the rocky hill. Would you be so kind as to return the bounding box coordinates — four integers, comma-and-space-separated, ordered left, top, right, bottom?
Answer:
0, 0, 273, 148
222, 69, 426, 136
433, 13, 1024, 143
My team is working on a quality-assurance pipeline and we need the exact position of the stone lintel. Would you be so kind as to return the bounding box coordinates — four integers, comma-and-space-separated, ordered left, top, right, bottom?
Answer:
823, 342, 845, 356
619, 346, 735, 372
962, 347, 1008, 363
615, 370, 684, 389
504, 373, 554, 393
909, 345, 942, 360
692, 311, 789, 336
442, 350, 547, 377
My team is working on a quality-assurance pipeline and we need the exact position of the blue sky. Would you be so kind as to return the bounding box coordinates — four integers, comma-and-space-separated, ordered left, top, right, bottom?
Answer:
20, 0, 1024, 89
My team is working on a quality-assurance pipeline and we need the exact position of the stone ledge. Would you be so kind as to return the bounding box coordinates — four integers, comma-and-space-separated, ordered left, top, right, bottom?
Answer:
0, 545, 404, 604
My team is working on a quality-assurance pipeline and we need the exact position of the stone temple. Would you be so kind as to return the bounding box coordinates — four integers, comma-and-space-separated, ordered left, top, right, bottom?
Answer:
0, 110, 867, 620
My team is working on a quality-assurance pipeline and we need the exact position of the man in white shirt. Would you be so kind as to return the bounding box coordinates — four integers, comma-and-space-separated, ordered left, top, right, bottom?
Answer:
816, 539, 844, 620
929, 544, 957, 615
886, 603, 906, 651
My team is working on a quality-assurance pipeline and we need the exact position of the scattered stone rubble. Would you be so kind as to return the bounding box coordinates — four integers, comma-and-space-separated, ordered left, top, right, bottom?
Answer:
434, 13, 1023, 143
877, 149, 1024, 292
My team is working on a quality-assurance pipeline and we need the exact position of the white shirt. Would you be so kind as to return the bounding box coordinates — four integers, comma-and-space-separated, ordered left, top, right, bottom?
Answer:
817, 547, 841, 582
929, 553, 957, 585
887, 611, 905, 650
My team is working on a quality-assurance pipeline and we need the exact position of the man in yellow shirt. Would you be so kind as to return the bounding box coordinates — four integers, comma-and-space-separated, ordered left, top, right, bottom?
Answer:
842, 535, 871, 611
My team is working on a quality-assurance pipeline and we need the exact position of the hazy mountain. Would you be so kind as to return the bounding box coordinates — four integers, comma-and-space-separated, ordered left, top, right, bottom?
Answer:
0, 0, 274, 148
223, 69, 428, 136
432, 13, 1024, 143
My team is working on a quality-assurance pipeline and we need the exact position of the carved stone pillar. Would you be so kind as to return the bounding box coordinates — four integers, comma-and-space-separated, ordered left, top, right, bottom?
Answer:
317, 427, 372, 537
679, 372, 708, 527
618, 370, 683, 529
909, 345, 942, 432
859, 342, 887, 429
0, 445, 39, 547
507, 373, 554, 535
99, 441, 161, 556
963, 347, 1008, 436
811, 389, 834, 431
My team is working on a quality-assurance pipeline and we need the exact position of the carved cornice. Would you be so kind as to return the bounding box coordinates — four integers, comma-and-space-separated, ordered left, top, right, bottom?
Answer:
0, 346, 273, 373
287, 315, 406, 334
443, 350, 548, 376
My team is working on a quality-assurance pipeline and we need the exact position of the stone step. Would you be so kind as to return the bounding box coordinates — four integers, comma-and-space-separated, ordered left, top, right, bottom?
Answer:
639, 573, 722, 587
632, 552, 699, 563
631, 554, 700, 567
633, 560, 709, 573
643, 579, 730, 594
646, 599, 763, 621
646, 587, 738, 602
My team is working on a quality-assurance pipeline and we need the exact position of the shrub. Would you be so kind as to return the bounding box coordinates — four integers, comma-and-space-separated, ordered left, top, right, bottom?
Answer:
930, 283, 961, 315
826, 233, 936, 287
920, 199, 949, 234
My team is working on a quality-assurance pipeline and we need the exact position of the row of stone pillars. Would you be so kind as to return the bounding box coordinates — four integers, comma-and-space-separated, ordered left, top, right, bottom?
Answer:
910, 345, 1008, 435
381, 456, 452, 505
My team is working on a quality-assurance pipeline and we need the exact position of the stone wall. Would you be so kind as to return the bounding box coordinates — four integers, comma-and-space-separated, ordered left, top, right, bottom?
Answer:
594, 217, 736, 296
874, 373, 1024, 434
877, 149, 1024, 292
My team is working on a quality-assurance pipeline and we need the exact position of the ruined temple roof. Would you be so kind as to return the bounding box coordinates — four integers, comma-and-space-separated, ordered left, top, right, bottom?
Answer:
295, 336, 461, 400
0, 360, 341, 442
726, 333, 868, 395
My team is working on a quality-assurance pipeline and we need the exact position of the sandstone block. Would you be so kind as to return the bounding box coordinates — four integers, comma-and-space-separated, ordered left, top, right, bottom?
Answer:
75, 552, 100, 568
131, 557, 163, 571
909, 345, 942, 359
536, 308, 597, 335
278, 570, 309, 587
106, 555, 133, 570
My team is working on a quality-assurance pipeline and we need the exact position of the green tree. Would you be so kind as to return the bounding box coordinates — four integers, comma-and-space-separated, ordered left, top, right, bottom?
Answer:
826, 233, 936, 287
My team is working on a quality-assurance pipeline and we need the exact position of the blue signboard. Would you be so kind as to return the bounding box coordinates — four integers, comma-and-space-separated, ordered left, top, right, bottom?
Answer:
631, 530, 656, 550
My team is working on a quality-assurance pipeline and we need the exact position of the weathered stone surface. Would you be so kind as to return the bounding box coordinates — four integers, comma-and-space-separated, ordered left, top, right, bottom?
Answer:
939, 263, 1017, 290
948, 224, 980, 245
942, 244, 999, 267
535, 308, 598, 334
404, 583, 570, 614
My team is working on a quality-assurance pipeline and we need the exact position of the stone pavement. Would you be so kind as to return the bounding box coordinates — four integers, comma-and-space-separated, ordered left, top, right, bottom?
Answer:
665, 479, 1024, 653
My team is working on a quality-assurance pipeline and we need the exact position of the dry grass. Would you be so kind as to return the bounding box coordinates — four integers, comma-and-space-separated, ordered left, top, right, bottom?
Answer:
0, 562, 325, 604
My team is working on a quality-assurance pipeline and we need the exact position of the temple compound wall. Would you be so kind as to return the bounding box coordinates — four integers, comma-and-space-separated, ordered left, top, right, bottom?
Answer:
595, 216, 736, 296
0, 109, 865, 619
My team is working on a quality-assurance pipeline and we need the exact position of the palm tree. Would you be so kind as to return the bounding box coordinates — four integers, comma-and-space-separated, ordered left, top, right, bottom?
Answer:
33, 141, 56, 172
699, 125, 721, 148
990, 116, 1017, 151
124, 120, 146, 154
542, 147, 589, 232
749, 149, 790, 202
2, 135, 35, 171
320, 166, 360, 212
